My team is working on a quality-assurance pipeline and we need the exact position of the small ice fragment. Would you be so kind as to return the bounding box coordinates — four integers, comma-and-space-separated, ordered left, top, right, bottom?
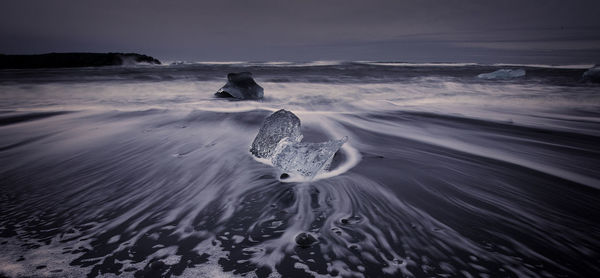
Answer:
231, 235, 245, 244
250, 109, 302, 158
477, 69, 525, 79
271, 136, 347, 177
107, 235, 120, 244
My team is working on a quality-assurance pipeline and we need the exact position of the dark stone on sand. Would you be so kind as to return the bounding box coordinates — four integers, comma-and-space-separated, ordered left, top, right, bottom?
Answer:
0, 52, 161, 69
151, 261, 166, 270
295, 232, 318, 248
348, 244, 360, 250
340, 216, 360, 225
215, 72, 264, 100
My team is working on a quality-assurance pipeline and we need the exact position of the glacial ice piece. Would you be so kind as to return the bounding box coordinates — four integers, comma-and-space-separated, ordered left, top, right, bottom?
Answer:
215, 72, 264, 100
250, 109, 348, 178
271, 136, 348, 177
582, 65, 600, 83
250, 109, 302, 158
477, 69, 526, 80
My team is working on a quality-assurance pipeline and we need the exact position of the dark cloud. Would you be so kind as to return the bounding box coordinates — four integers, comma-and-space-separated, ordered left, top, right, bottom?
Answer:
1, 0, 599, 63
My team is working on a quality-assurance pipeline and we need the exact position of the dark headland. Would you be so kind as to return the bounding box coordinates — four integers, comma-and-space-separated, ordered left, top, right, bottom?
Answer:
0, 52, 161, 69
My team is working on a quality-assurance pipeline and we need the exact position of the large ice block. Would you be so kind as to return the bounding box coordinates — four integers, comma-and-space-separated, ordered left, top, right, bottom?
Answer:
271, 136, 348, 177
250, 109, 302, 158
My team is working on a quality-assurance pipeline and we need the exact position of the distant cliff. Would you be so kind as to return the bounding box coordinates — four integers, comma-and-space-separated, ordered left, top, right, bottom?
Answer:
0, 52, 161, 69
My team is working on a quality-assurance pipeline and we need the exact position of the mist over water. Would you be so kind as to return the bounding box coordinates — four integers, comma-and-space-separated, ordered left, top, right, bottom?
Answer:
1, 62, 599, 277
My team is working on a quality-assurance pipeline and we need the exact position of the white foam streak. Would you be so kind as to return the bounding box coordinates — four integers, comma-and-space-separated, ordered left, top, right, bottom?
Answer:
299, 114, 362, 181
336, 115, 600, 189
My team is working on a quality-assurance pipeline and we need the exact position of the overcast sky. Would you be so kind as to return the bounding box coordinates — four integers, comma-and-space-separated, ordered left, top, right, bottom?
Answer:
1, 0, 599, 63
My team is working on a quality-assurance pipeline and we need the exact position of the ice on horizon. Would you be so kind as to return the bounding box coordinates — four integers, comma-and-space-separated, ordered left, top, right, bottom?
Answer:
477, 69, 526, 80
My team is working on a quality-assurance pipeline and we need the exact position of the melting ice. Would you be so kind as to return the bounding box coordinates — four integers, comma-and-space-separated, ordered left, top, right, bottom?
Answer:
477, 68, 526, 79
250, 109, 347, 178
250, 109, 302, 158
272, 136, 348, 177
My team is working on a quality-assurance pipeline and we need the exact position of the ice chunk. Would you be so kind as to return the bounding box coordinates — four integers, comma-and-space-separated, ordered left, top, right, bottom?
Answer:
271, 136, 348, 177
215, 72, 264, 100
250, 109, 302, 158
250, 109, 348, 179
582, 65, 600, 83
477, 69, 526, 80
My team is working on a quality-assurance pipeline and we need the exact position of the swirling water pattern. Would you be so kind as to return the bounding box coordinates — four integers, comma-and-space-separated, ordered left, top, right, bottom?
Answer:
0, 63, 599, 277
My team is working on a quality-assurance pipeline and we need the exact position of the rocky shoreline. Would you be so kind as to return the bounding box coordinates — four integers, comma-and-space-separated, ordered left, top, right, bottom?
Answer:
0, 52, 161, 69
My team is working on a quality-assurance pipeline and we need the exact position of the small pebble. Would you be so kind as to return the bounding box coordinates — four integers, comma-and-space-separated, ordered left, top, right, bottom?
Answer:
295, 232, 317, 248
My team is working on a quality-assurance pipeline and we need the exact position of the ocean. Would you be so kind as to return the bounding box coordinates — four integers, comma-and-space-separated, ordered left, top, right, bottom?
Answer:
0, 62, 599, 277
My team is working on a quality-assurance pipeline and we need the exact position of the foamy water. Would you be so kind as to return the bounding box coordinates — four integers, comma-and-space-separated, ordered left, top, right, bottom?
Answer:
0, 63, 599, 277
